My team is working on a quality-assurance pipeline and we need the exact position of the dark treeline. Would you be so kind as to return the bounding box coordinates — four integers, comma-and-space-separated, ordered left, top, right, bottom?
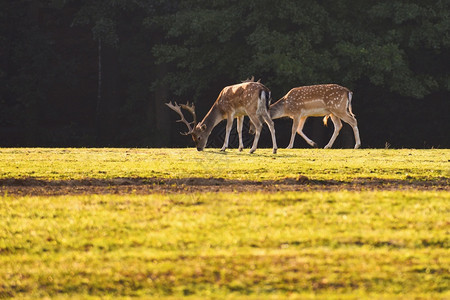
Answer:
0, 0, 449, 148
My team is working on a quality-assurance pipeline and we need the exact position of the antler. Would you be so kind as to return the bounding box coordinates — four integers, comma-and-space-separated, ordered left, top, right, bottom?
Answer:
180, 102, 197, 125
165, 101, 197, 135
242, 76, 261, 83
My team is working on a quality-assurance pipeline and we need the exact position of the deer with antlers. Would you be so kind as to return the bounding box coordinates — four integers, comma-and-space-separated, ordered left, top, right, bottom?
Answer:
269, 84, 361, 149
166, 80, 278, 153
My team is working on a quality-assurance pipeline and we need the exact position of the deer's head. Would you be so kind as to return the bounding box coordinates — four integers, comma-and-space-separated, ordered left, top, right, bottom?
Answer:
165, 101, 209, 151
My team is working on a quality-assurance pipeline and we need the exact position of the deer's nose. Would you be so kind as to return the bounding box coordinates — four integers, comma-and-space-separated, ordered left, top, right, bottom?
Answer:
196, 147, 203, 151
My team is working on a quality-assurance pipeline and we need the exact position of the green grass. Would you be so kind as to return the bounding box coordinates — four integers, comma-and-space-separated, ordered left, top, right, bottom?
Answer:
0, 148, 449, 299
0, 148, 449, 181
1, 191, 449, 299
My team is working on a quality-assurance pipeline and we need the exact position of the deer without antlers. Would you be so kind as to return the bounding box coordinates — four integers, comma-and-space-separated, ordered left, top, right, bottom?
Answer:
269, 84, 361, 149
166, 81, 278, 153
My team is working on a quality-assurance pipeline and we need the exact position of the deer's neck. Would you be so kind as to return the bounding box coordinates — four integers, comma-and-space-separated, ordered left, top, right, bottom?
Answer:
201, 104, 224, 134
269, 98, 287, 119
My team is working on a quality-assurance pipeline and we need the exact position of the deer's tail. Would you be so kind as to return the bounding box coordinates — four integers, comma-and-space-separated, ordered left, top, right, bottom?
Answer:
323, 115, 330, 126
259, 89, 271, 110
257, 89, 271, 115
347, 91, 355, 117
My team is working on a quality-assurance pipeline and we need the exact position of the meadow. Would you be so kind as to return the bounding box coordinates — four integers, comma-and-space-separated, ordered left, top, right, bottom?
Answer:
0, 148, 448, 181
0, 148, 449, 299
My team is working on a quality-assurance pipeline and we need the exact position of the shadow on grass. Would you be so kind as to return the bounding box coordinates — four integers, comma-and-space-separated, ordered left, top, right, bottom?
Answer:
0, 176, 448, 196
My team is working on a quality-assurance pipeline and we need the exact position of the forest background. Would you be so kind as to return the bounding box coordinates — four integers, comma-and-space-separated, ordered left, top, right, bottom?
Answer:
0, 0, 449, 148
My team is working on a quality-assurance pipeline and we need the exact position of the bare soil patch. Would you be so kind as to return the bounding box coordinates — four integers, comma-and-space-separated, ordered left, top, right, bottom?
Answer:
1, 176, 448, 196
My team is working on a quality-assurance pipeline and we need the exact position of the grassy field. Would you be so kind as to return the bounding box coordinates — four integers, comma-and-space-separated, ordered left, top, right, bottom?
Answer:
0, 148, 448, 181
0, 148, 449, 299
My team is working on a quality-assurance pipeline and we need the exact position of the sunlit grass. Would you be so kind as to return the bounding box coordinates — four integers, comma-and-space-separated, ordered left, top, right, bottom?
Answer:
1, 148, 448, 298
1, 148, 448, 181
1, 191, 449, 299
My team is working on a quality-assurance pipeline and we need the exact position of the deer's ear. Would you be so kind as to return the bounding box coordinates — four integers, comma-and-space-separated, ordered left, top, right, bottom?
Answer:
200, 124, 207, 131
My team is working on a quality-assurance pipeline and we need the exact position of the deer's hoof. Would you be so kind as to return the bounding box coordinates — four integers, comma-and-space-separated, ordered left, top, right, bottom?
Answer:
273, 148, 277, 154
312, 142, 318, 148
249, 149, 256, 154
239, 148, 243, 152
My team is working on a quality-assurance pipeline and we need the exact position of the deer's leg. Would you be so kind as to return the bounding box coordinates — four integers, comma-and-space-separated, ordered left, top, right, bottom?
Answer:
286, 117, 300, 149
296, 116, 317, 147
248, 115, 263, 154
221, 116, 234, 151
248, 120, 256, 135
261, 112, 278, 154
337, 113, 361, 149
324, 114, 342, 149
237, 116, 244, 152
